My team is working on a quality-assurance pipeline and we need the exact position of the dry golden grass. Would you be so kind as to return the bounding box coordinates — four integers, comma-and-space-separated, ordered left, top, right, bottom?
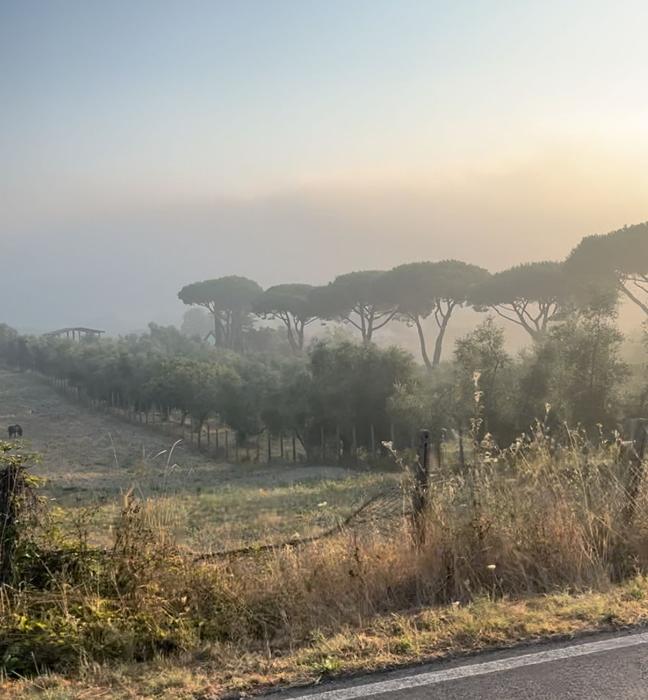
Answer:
4, 431, 648, 699
3, 369, 648, 699
5, 577, 648, 700
1, 368, 396, 549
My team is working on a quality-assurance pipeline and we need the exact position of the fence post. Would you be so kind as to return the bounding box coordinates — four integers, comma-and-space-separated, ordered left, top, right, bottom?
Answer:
624, 423, 648, 526
321, 426, 326, 463
292, 431, 297, 462
412, 429, 431, 547
225, 430, 229, 461
267, 431, 272, 464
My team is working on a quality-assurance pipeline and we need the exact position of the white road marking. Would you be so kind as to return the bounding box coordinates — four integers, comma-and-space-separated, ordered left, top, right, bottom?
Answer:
290, 632, 648, 700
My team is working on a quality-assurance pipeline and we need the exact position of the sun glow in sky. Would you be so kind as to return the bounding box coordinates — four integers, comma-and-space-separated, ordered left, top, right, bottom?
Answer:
1, 0, 648, 330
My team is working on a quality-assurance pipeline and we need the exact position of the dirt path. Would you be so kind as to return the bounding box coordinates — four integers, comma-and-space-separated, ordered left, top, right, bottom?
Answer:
0, 368, 355, 499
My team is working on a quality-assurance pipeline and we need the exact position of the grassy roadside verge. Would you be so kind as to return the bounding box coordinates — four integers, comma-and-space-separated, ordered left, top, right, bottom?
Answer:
6, 577, 648, 699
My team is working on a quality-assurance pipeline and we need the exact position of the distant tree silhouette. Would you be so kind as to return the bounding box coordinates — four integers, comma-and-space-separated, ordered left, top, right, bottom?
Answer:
178, 276, 262, 351
381, 260, 489, 369
253, 283, 317, 352
566, 222, 648, 315
474, 261, 571, 340
309, 271, 397, 344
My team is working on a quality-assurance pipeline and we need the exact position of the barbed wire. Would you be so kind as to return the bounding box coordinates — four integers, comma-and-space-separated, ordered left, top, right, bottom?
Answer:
192, 484, 409, 560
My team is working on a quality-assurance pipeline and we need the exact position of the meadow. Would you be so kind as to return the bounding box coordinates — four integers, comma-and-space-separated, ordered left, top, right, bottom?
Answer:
0, 368, 397, 550
2, 364, 648, 699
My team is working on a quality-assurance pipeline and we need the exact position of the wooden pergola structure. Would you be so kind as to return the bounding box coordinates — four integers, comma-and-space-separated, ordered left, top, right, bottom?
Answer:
43, 327, 105, 341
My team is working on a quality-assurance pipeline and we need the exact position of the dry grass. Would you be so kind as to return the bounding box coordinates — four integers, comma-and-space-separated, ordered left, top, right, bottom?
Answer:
2, 431, 648, 698
3, 369, 648, 698
0, 368, 395, 548
5, 578, 648, 699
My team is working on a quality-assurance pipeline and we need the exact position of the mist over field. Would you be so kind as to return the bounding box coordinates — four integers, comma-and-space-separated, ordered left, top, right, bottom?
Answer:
3, 149, 647, 335
3, 1, 648, 336
5, 2, 648, 696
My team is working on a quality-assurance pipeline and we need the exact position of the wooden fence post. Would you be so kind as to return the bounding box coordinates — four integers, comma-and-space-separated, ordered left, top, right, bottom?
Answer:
624, 422, 648, 526
292, 431, 297, 462
412, 429, 431, 547
267, 431, 272, 464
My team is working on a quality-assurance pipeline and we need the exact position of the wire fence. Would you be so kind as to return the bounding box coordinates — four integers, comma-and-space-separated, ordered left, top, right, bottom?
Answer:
193, 484, 409, 560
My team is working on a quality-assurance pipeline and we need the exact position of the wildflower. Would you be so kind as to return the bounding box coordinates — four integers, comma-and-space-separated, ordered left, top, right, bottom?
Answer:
486, 564, 496, 571
317, 501, 328, 508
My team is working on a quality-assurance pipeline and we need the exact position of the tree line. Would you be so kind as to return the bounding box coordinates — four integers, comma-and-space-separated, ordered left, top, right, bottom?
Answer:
0, 323, 419, 460
0, 300, 642, 461
0, 221, 644, 461
178, 222, 648, 370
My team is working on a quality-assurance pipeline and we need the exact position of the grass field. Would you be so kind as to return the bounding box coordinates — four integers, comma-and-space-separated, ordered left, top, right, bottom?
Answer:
0, 367, 397, 549
5, 366, 647, 700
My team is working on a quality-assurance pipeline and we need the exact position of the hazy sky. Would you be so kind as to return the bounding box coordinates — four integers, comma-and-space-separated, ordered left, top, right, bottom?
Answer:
2, 1, 647, 332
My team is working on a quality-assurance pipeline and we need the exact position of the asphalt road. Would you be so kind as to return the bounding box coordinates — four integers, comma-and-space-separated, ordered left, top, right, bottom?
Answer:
273, 631, 648, 700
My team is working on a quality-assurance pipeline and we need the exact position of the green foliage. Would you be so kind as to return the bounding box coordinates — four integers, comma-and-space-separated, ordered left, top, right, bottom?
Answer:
454, 318, 516, 441
0, 443, 42, 586
387, 365, 456, 442
307, 341, 417, 450
519, 308, 628, 429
